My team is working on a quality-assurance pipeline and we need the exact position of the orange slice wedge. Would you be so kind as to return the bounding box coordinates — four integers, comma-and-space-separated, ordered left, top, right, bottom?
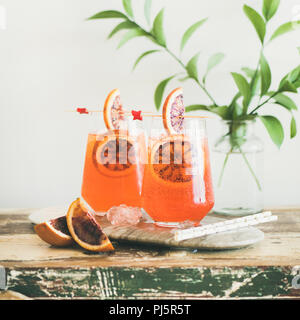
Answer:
103, 89, 125, 130
66, 198, 114, 252
162, 87, 185, 134
34, 216, 74, 247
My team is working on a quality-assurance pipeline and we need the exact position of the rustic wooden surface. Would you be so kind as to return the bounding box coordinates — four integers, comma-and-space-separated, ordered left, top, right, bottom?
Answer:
0, 208, 300, 299
0, 290, 31, 300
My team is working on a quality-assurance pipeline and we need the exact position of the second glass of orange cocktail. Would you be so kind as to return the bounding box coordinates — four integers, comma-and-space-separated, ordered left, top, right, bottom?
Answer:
81, 89, 146, 213
141, 88, 214, 226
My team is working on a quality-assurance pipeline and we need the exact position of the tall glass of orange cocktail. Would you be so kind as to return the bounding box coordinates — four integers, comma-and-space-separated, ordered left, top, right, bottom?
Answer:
81, 89, 146, 213
141, 88, 214, 226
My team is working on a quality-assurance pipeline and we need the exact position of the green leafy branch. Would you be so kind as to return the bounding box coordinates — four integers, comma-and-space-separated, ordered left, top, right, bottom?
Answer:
229, 1, 300, 147
87, 0, 300, 149
87, 0, 221, 110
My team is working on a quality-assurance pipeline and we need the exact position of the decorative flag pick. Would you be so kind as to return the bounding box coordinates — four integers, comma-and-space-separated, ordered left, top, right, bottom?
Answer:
76, 107, 89, 114
69, 107, 211, 119
131, 110, 143, 121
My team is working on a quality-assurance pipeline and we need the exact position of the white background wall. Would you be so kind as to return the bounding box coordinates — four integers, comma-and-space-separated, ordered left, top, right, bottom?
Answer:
0, 0, 299, 208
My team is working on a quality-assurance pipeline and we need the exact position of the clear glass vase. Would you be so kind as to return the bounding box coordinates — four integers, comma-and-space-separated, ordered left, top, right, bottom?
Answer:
212, 119, 264, 216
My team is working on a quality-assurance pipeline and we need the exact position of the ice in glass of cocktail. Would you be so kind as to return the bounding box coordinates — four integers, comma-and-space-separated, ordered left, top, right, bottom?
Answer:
81, 89, 146, 213
141, 88, 214, 226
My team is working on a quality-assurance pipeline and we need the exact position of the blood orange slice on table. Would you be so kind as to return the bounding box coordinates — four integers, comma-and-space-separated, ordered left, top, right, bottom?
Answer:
103, 88, 125, 130
93, 132, 136, 177
150, 135, 194, 183
162, 87, 185, 134
34, 216, 73, 247
66, 198, 114, 252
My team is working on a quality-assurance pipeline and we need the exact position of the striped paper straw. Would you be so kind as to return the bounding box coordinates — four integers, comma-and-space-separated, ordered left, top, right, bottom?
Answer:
174, 211, 277, 241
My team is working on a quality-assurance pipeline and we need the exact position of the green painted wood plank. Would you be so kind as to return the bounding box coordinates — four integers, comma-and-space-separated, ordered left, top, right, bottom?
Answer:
5, 266, 300, 299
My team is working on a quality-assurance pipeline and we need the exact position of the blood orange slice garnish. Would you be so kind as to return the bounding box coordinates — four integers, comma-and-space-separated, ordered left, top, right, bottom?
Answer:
92, 132, 136, 177
103, 89, 125, 130
150, 135, 193, 183
66, 198, 114, 252
34, 216, 73, 247
162, 87, 185, 134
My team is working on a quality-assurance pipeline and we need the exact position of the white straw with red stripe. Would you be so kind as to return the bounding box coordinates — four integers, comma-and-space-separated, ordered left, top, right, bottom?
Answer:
174, 211, 277, 241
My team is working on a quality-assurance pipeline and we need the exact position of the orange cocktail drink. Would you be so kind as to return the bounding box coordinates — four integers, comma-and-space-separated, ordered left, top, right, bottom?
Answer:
81, 130, 144, 212
142, 131, 214, 223
81, 89, 145, 212
141, 88, 214, 225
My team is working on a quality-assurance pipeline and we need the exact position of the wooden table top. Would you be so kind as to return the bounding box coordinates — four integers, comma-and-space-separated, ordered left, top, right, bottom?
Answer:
0, 208, 300, 299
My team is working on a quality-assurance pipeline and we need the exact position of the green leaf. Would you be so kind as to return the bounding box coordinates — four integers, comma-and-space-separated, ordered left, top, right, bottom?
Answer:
263, 0, 280, 21
279, 66, 300, 89
154, 75, 176, 110
229, 92, 241, 109
122, 0, 134, 19
87, 10, 127, 20
178, 75, 190, 82
207, 53, 225, 72
278, 80, 298, 93
180, 18, 208, 52
186, 52, 201, 80
290, 116, 297, 138
117, 28, 147, 48
187, 105, 231, 119
185, 105, 210, 112
132, 50, 160, 70
243, 5, 266, 44
270, 21, 300, 41
232, 103, 243, 119
203, 52, 225, 83
287, 65, 300, 83
252, 75, 262, 97
259, 115, 284, 148
210, 106, 230, 119
269, 92, 298, 110
152, 8, 166, 46
294, 80, 300, 88
231, 72, 251, 111
144, 0, 152, 25
107, 21, 137, 39
241, 67, 261, 96
260, 54, 271, 96
249, 73, 261, 101
242, 67, 256, 78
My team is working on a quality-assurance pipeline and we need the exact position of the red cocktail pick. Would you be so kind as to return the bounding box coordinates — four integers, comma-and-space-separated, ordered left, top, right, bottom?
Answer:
76, 107, 89, 114
131, 110, 143, 121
